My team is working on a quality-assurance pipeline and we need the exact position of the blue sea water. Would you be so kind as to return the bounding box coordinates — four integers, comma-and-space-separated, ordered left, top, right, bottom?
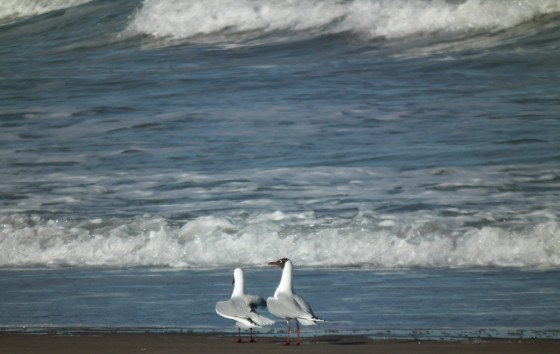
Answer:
1, 0, 560, 339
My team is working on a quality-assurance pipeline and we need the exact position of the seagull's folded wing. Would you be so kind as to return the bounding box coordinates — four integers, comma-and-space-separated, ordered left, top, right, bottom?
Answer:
216, 298, 260, 327
293, 293, 324, 324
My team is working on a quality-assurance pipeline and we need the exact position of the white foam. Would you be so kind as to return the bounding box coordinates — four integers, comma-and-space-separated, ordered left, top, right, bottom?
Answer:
344, 0, 560, 39
125, 0, 343, 43
1, 213, 559, 269
124, 0, 560, 43
0, 0, 91, 21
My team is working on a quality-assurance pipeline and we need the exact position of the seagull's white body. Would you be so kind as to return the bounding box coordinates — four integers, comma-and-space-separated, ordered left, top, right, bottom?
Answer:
267, 258, 324, 345
215, 268, 274, 341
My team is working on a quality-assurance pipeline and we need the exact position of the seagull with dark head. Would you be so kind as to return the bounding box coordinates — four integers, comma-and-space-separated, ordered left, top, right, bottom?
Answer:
267, 258, 324, 345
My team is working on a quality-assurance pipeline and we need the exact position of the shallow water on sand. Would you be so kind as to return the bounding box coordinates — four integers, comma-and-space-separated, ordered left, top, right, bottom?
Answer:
1, 267, 559, 339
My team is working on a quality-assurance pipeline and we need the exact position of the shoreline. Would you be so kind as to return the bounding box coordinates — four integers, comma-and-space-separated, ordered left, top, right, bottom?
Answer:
1, 333, 559, 354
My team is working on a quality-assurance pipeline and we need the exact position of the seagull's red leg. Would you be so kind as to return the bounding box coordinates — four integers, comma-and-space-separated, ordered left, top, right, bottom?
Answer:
296, 321, 301, 346
249, 328, 255, 343
284, 320, 291, 345
236, 328, 242, 343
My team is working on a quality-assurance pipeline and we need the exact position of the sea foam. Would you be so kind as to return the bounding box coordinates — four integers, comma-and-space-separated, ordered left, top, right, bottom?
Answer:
1, 213, 559, 269
125, 0, 560, 43
0, 0, 91, 21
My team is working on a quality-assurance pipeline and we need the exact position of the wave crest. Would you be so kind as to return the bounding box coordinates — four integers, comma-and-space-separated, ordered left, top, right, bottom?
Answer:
125, 0, 560, 43
0, 0, 91, 21
1, 213, 558, 269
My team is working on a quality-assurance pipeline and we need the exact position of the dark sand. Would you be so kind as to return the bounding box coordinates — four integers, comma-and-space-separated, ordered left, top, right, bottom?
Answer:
1, 333, 559, 354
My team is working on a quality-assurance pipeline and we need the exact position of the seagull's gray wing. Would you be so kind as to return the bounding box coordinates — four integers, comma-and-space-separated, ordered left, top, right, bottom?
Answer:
293, 293, 314, 315
267, 292, 309, 319
293, 292, 324, 324
215, 298, 259, 327
268, 292, 324, 325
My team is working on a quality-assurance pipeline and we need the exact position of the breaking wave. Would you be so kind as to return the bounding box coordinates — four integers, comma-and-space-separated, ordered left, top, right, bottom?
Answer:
2, 213, 559, 269
125, 0, 560, 43
0, 0, 91, 22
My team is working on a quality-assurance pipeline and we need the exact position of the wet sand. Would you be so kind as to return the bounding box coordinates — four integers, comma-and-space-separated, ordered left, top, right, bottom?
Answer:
1, 333, 558, 354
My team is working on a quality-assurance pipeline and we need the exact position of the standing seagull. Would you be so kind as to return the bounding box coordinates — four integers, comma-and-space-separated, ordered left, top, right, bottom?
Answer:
215, 268, 274, 342
267, 258, 324, 345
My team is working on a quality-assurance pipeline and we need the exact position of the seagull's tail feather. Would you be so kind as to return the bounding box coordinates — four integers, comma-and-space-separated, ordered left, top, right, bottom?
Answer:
235, 319, 261, 329
249, 312, 275, 326
297, 317, 325, 326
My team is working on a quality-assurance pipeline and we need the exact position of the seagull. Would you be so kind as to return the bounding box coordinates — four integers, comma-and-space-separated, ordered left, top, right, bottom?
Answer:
215, 268, 274, 342
267, 258, 324, 345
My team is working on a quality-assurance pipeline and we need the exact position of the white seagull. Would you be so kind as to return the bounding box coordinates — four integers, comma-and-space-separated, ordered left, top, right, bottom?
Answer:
267, 258, 324, 345
215, 268, 274, 342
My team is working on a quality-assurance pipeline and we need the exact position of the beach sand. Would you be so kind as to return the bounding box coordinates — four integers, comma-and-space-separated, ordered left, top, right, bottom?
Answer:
1, 333, 558, 354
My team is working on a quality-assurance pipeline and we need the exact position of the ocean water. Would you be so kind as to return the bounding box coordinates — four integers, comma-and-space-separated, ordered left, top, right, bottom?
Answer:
1, 0, 560, 339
